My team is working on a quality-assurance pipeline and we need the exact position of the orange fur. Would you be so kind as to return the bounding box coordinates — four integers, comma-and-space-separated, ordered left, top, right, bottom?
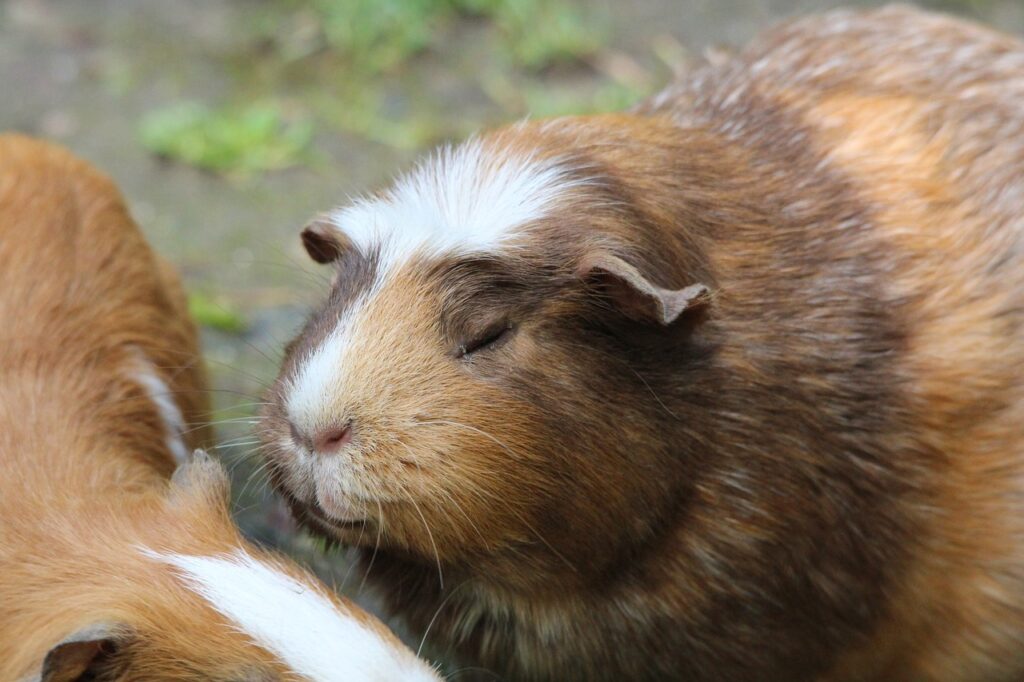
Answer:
0, 135, 424, 680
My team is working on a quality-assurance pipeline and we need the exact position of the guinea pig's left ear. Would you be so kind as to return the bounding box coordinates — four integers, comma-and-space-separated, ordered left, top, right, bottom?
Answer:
577, 253, 710, 326
301, 214, 351, 264
39, 623, 120, 681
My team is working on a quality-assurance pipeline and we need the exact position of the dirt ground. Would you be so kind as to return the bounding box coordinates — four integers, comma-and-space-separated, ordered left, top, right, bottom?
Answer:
3, 0, 1022, 652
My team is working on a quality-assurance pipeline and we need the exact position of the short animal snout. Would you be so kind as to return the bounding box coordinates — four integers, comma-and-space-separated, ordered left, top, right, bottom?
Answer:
315, 423, 353, 452
289, 420, 353, 454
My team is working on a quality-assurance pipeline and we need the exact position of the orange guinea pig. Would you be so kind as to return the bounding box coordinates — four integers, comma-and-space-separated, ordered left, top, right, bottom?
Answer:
261, 7, 1024, 681
0, 135, 439, 682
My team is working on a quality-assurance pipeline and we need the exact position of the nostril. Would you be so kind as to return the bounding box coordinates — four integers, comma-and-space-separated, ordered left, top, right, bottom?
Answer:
312, 422, 353, 454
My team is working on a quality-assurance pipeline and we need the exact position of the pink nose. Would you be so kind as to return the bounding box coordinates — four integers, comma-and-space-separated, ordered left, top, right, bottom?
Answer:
312, 423, 353, 454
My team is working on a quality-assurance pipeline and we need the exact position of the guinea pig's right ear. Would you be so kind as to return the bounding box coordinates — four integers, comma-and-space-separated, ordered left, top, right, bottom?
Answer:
169, 448, 230, 508
301, 214, 351, 264
39, 623, 120, 681
577, 252, 711, 326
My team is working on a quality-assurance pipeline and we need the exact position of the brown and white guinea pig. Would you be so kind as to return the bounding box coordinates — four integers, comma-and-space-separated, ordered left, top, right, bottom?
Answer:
261, 6, 1024, 681
0, 135, 439, 682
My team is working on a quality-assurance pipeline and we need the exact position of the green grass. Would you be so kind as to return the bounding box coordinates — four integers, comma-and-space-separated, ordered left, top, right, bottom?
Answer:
314, 88, 450, 149
286, 0, 614, 145
139, 102, 313, 175
483, 0, 608, 71
511, 80, 648, 117
187, 291, 248, 333
284, 0, 606, 74
307, 0, 442, 75
138, 0, 640, 170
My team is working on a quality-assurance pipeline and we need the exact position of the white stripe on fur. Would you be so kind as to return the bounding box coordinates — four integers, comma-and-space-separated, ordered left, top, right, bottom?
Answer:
145, 549, 437, 681
285, 290, 372, 441
132, 354, 189, 464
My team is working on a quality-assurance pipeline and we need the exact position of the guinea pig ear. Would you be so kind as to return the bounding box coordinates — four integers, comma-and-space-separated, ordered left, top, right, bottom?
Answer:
577, 253, 710, 326
170, 448, 230, 507
40, 623, 120, 681
301, 214, 351, 264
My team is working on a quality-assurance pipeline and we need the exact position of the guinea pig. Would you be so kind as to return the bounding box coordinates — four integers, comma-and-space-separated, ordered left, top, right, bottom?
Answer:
0, 135, 439, 682
261, 6, 1024, 681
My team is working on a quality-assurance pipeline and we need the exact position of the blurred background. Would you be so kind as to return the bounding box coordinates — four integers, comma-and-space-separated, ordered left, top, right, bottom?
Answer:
2, 0, 1021, 647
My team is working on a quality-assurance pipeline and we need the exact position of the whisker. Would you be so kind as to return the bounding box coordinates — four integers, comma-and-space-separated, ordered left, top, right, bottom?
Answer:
412, 419, 529, 461
395, 441, 490, 550
357, 498, 386, 595
230, 333, 283, 368
237, 457, 275, 501
444, 666, 504, 680
405, 487, 444, 591
211, 437, 262, 449
407, 423, 578, 575
508, 508, 578, 575
558, 338, 678, 420
200, 356, 275, 390
417, 581, 468, 659
340, 535, 366, 592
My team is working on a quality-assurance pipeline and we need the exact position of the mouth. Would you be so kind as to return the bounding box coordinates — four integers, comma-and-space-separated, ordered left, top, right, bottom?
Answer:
306, 503, 368, 533
284, 489, 372, 540
268, 474, 371, 541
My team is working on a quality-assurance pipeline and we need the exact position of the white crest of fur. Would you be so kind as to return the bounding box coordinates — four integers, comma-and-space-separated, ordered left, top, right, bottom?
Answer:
131, 353, 189, 464
144, 549, 437, 681
329, 138, 581, 276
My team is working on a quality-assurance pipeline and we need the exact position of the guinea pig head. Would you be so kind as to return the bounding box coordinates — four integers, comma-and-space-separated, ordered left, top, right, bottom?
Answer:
263, 122, 712, 589
26, 452, 439, 682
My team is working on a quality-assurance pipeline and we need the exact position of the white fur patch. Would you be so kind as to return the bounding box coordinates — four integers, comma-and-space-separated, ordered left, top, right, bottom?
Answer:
145, 549, 437, 681
330, 138, 581, 278
286, 291, 371, 440
132, 354, 189, 464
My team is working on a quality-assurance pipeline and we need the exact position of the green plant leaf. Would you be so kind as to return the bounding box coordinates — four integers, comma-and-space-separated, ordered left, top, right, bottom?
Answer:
188, 292, 248, 333
139, 102, 313, 175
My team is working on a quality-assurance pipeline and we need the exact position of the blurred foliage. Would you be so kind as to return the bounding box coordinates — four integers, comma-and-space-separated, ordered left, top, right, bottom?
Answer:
477, 0, 607, 71
187, 291, 249, 333
139, 102, 313, 175
313, 90, 447, 150
135, 0, 1007, 178
483, 77, 651, 118
299, 0, 440, 75
923, 0, 997, 9
274, 0, 606, 74
139, 0, 661, 174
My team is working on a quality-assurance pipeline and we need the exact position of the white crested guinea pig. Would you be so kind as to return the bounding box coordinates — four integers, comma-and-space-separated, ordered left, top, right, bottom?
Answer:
0, 135, 438, 682
261, 7, 1024, 681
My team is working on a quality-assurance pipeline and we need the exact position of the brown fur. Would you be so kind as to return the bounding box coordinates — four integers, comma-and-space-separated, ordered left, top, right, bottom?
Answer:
0, 135, 415, 680
265, 7, 1024, 681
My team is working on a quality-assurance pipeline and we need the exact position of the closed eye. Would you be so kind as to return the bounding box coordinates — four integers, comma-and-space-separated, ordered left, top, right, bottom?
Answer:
457, 323, 513, 358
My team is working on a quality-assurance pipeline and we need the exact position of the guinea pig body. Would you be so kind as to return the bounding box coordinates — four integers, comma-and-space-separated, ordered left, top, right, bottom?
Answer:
0, 135, 438, 682
264, 7, 1024, 681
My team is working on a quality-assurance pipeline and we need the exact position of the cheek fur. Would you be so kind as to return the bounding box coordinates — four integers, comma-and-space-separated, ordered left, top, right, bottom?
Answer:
264, 262, 673, 567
